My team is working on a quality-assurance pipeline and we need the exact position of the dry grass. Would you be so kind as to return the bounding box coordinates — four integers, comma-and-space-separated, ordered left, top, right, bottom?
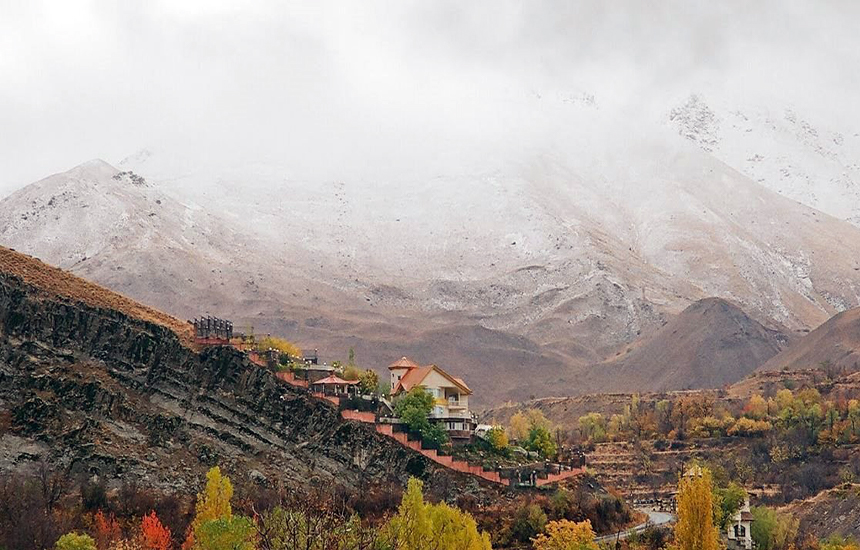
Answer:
0, 246, 194, 348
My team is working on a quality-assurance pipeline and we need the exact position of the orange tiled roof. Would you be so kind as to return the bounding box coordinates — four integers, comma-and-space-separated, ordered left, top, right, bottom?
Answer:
388, 356, 421, 370
393, 364, 472, 395
393, 366, 433, 393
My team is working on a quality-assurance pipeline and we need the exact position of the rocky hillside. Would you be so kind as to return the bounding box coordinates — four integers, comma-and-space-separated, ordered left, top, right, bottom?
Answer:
759, 307, 860, 374
781, 484, 860, 541
0, 247, 502, 500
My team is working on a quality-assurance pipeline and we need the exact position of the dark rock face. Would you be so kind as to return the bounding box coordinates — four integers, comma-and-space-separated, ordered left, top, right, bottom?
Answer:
0, 272, 493, 499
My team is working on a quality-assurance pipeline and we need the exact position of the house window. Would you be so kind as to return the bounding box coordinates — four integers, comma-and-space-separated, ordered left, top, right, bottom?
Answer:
738, 525, 745, 538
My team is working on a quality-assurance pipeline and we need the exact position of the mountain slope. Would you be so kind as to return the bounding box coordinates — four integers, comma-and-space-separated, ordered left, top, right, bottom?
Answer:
780, 485, 860, 541
4, 118, 860, 405
669, 94, 860, 226
0, 246, 504, 500
758, 307, 860, 373
0, 245, 194, 347
578, 298, 791, 394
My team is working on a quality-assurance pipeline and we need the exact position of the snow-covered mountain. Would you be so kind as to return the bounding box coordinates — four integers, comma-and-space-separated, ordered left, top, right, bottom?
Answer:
668, 94, 860, 226
4, 98, 860, 405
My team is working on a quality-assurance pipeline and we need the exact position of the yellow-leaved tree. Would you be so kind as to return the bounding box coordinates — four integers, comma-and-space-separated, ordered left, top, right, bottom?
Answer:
384, 478, 491, 550
531, 519, 598, 550
674, 465, 719, 550
185, 466, 234, 549
257, 336, 302, 358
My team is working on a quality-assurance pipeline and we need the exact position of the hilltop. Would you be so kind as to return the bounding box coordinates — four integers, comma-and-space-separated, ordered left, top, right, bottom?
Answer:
576, 297, 791, 394
0, 246, 194, 347
759, 306, 860, 374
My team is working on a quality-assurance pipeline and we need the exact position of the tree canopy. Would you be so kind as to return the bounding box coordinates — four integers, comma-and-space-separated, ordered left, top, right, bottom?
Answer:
383, 478, 492, 550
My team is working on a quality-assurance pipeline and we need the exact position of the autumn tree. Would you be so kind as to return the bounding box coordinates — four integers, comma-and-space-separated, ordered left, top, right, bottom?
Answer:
485, 426, 509, 451
578, 413, 607, 444
527, 424, 557, 459
508, 412, 530, 442
508, 409, 556, 457
531, 519, 598, 550
848, 400, 860, 441
670, 396, 712, 439
509, 504, 547, 543
256, 336, 302, 360
383, 478, 492, 550
93, 510, 122, 550
140, 511, 172, 550
820, 536, 860, 550
56, 532, 98, 550
526, 409, 552, 432
342, 365, 362, 382
195, 517, 255, 550
186, 466, 234, 549
358, 369, 379, 394
673, 465, 719, 550
744, 394, 768, 420
257, 506, 376, 550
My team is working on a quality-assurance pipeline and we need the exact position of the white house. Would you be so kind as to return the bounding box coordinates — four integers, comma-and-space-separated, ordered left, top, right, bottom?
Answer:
388, 357, 476, 442
726, 497, 754, 550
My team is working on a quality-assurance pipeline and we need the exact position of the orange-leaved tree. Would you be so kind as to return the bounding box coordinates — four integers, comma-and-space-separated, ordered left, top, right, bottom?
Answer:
140, 511, 172, 550
93, 510, 122, 550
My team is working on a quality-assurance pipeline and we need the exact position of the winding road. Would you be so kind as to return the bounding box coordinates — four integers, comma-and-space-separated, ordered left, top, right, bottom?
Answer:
594, 509, 676, 543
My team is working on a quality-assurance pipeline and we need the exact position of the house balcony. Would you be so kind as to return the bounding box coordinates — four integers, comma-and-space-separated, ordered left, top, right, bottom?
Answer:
429, 409, 474, 420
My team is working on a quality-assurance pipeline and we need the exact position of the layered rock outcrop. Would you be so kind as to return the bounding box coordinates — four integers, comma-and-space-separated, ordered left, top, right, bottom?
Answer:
0, 268, 497, 499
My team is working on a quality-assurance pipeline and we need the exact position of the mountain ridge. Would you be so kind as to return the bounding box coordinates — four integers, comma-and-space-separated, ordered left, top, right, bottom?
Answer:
4, 134, 860, 405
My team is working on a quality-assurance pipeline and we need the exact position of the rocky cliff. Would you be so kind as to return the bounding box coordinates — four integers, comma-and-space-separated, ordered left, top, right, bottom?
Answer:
0, 253, 500, 500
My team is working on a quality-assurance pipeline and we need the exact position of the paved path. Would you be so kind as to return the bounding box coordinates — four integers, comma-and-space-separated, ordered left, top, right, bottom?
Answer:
594, 509, 675, 543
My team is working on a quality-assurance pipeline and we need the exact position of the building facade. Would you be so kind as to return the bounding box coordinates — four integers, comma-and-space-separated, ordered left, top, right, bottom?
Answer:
388, 357, 477, 442
726, 497, 754, 550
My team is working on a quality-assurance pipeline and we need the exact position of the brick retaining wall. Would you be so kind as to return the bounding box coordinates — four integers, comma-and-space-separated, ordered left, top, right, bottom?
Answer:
340, 409, 376, 423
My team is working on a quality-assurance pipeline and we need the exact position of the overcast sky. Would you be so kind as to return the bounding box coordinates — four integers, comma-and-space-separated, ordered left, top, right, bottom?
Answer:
1, 0, 858, 194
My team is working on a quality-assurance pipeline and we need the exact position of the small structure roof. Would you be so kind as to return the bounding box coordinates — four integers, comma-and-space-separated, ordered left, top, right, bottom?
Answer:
313, 375, 359, 385
389, 356, 420, 370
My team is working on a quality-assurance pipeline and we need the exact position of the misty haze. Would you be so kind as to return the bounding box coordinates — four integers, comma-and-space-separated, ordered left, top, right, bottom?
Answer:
1, 2, 859, 550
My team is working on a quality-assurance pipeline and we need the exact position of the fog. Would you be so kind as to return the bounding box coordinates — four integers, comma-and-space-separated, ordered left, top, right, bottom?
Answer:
1, 0, 858, 194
